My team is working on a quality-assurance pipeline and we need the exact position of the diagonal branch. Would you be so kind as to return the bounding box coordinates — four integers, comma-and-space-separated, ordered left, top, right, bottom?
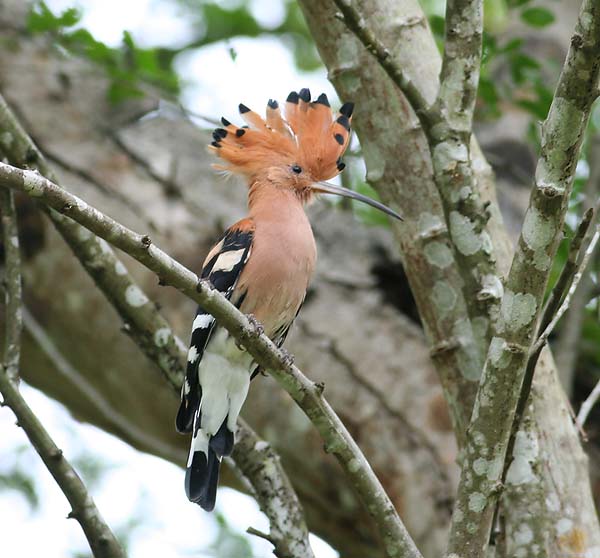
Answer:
332, 0, 434, 131
0, 94, 314, 558
0, 185, 126, 558
437, 0, 483, 136
0, 162, 422, 558
232, 425, 315, 558
0, 375, 127, 558
447, 1, 600, 555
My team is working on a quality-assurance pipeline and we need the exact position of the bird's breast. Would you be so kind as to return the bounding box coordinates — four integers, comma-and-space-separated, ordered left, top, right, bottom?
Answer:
236, 214, 316, 338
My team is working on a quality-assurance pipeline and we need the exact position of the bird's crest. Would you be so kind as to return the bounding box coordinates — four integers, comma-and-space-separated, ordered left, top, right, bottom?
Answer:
209, 88, 353, 182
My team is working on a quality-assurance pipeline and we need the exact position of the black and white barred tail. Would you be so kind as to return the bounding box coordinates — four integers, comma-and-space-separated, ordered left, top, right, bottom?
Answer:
185, 416, 234, 511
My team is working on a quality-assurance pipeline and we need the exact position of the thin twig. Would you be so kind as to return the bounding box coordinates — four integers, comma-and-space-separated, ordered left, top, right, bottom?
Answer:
233, 426, 315, 558
0, 189, 22, 383
233, 422, 315, 558
0, 375, 127, 558
0, 162, 422, 558
507, 209, 599, 449
577, 377, 600, 427
539, 207, 596, 334
556, 137, 600, 389
533, 227, 600, 356
490, 212, 600, 533
332, 0, 435, 131
0, 186, 126, 558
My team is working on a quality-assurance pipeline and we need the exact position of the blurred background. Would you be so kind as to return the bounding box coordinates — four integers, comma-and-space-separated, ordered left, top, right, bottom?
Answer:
1, 0, 599, 557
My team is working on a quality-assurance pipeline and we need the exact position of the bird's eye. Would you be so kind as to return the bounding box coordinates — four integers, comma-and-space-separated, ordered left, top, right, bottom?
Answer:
291, 164, 302, 174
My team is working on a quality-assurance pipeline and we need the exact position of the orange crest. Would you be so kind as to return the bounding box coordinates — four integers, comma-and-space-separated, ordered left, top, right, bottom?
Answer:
209, 88, 353, 182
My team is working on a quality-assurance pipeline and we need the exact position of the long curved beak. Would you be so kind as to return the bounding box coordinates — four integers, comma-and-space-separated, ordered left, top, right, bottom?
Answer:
313, 181, 403, 222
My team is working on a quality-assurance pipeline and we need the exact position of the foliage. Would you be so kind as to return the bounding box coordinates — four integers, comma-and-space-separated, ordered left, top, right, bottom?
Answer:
0, 445, 39, 510
28, 2, 180, 103
27, 0, 319, 104
0, 467, 39, 510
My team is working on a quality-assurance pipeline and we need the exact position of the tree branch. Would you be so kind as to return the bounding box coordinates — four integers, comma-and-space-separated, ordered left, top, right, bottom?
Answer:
0, 184, 126, 558
0, 162, 422, 558
555, 135, 600, 390
1, 188, 22, 383
534, 227, 600, 357
232, 425, 315, 558
0, 375, 127, 558
437, 0, 483, 135
332, 0, 434, 131
447, 1, 600, 555
577, 377, 600, 427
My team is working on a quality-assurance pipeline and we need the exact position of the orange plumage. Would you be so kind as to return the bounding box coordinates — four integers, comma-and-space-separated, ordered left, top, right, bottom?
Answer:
209, 88, 353, 187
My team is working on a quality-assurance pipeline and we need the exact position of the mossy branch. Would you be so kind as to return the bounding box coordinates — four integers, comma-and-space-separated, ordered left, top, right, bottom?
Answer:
334, 0, 497, 356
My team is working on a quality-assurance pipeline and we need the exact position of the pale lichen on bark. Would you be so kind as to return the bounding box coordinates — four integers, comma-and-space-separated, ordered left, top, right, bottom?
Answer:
447, 1, 600, 555
334, 0, 502, 352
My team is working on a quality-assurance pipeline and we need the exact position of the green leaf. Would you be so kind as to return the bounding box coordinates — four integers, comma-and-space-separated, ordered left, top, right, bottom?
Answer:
507, 0, 532, 6
478, 77, 499, 106
499, 38, 523, 54
27, 2, 81, 33
521, 7, 555, 28
353, 182, 391, 227
509, 53, 540, 84
428, 15, 445, 39
0, 469, 39, 510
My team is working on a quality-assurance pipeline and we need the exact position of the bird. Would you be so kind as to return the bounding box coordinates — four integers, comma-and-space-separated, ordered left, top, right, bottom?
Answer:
176, 88, 402, 511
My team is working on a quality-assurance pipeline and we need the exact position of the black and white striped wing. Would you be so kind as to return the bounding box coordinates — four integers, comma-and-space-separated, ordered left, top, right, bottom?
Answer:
176, 224, 254, 433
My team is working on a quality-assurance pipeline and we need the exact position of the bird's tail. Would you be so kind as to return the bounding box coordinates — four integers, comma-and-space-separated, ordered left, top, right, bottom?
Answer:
185, 415, 234, 511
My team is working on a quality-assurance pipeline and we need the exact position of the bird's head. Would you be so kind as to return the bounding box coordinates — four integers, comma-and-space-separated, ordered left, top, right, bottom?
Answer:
209, 88, 402, 221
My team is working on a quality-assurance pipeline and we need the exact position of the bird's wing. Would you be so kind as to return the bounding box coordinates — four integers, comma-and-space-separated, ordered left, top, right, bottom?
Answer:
249, 300, 304, 380
176, 218, 255, 433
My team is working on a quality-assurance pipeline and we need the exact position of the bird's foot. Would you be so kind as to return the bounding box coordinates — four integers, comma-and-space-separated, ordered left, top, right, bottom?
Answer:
279, 348, 295, 367
247, 314, 264, 337
196, 278, 212, 292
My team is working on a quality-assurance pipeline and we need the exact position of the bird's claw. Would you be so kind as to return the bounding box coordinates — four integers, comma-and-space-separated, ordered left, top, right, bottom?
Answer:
247, 314, 264, 337
280, 348, 295, 367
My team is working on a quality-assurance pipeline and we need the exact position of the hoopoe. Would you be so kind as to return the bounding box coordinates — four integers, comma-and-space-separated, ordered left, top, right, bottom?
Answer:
176, 88, 402, 511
